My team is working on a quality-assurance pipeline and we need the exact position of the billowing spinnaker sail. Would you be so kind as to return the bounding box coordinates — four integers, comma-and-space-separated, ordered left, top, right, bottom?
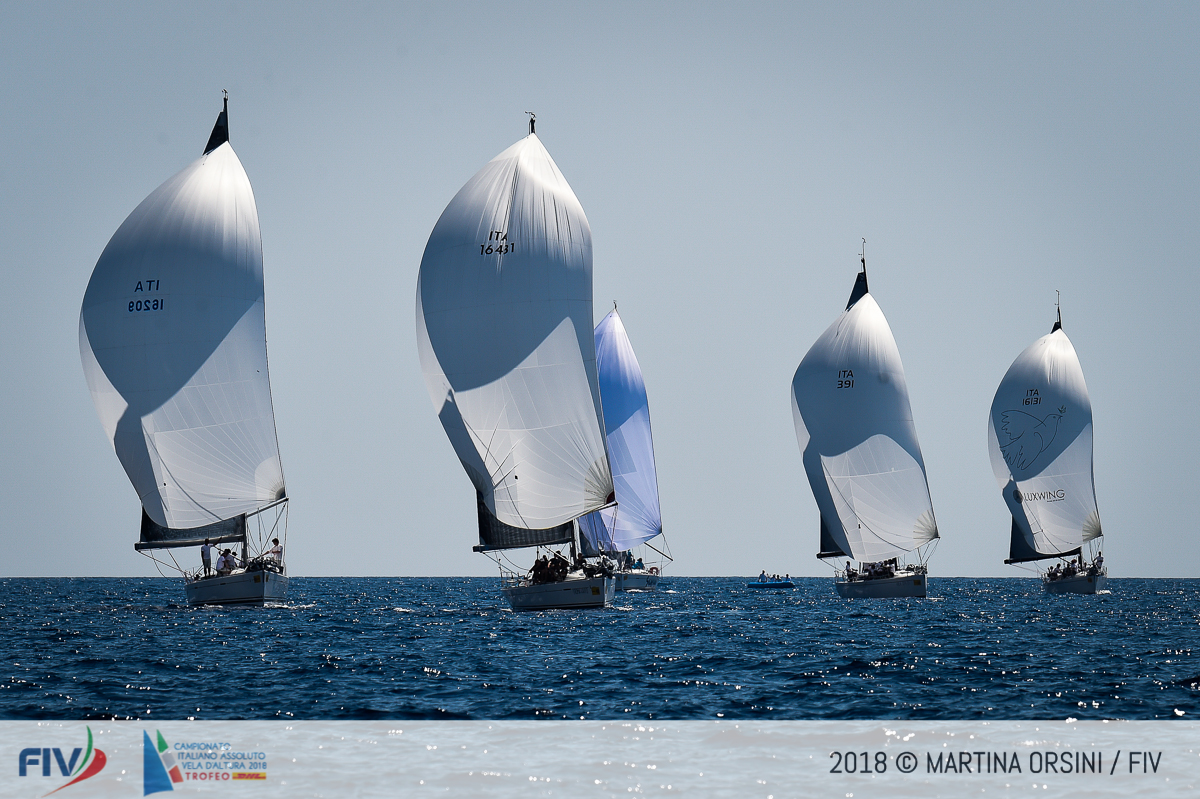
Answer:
791, 285, 938, 562
988, 325, 1100, 563
578, 310, 663, 553
79, 108, 285, 543
416, 132, 613, 541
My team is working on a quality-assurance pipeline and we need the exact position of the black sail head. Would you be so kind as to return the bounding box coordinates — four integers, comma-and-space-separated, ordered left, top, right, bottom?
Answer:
845, 270, 869, 310
203, 95, 229, 155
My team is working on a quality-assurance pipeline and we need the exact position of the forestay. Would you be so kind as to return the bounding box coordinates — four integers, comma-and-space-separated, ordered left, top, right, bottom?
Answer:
791, 278, 938, 563
577, 310, 663, 554
416, 130, 613, 545
988, 322, 1100, 563
79, 102, 285, 546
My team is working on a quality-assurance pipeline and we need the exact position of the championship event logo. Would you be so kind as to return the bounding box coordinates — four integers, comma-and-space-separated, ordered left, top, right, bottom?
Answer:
143, 730, 183, 795
16, 726, 106, 796
145, 730, 268, 793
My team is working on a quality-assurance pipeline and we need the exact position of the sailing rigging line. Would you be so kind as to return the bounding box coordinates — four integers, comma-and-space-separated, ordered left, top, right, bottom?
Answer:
643, 540, 674, 563
139, 547, 185, 579
914, 537, 939, 566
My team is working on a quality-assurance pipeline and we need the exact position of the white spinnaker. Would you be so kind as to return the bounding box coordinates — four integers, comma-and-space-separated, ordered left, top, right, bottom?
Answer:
988, 327, 1100, 558
578, 310, 663, 553
791, 291, 938, 562
416, 133, 612, 529
79, 143, 285, 530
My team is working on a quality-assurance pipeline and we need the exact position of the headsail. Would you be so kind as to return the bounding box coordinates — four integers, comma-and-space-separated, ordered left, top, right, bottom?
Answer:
989, 317, 1100, 563
791, 270, 939, 563
416, 127, 613, 549
577, 309, 663, 554
79, 99, 286, 550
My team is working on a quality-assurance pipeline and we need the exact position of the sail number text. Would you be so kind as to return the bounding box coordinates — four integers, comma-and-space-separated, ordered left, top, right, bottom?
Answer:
129, 298, 165, 312
128, 279, 165, 313
480, 230, 515, 255
837, 369, 854, 389
1024, 388, 1041, 406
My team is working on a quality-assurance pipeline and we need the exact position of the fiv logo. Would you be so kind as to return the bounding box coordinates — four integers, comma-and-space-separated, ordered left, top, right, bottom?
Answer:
16, 725, 107, 796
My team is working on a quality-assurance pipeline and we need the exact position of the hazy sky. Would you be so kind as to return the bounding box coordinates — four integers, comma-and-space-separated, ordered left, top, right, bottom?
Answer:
2, 2, 1197, 578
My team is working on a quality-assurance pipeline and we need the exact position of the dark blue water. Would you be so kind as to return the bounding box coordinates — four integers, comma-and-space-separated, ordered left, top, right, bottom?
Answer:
2, 577, 1197, 721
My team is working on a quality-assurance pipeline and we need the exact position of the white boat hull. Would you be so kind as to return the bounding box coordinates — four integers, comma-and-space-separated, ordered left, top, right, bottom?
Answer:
835, 573, 927, 598
1044, 572, 1107, 594
502, 575, 615, 611
185, 570, 288, 606
616, 570, 659, 591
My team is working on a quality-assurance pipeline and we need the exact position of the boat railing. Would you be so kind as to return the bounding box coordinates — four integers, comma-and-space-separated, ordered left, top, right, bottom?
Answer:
1045, 565, 1105, 582
184, 557, 284, 584
502, 566, 611, 590
840, 562, 927, 582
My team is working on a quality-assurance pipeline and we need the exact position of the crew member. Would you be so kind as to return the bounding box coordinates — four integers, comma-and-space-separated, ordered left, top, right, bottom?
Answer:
201, 539, 213, 576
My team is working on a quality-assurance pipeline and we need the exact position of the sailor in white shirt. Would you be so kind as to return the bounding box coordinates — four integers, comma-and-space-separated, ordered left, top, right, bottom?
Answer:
200, 540, 213, 576
217, 549, 239, 575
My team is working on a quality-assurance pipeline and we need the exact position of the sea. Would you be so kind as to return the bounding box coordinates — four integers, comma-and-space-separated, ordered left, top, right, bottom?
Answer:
2, 577, 1197, 721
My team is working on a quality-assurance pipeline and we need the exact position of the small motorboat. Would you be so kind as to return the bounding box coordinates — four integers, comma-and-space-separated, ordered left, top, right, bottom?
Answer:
747, 577, 795, 589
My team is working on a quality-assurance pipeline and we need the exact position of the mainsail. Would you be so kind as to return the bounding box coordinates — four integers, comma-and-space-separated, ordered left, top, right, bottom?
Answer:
415, 124, 613, 550
791, 269, 939, 563
79, 99, 286, 550
577, 309, 663, 554
989, 315, 1101, 563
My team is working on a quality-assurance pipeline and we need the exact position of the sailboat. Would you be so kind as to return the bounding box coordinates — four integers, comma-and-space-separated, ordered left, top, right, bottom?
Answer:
790, 248, 939, 598
988, 299, 1105, 594
577, 307, 671, 591
79, 95, 289, 606
416, 116, 617, 611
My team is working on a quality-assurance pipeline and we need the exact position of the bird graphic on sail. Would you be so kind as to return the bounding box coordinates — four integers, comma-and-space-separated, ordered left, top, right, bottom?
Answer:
995, 406, 1067, 472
